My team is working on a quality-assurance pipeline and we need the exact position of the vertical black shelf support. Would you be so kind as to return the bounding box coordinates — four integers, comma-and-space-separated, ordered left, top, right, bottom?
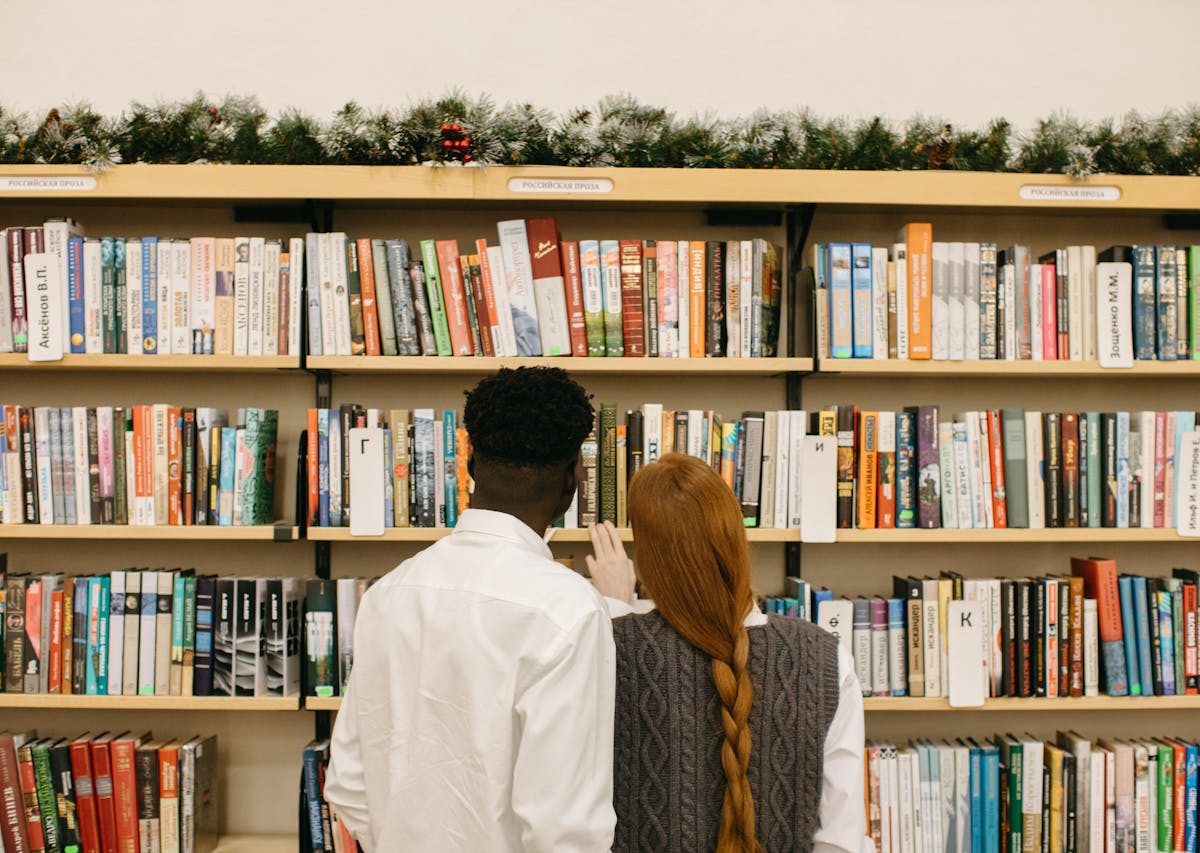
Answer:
783, 203, 817, 359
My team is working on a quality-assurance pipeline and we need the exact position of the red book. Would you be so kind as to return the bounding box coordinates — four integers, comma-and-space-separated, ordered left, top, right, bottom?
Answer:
16, 740, 45, 851
24, 579, 41, 691
0, 733, 32, 853
474, 238, 503, 350
1041, 264, 1058, 360
167, 406, 182, 525
109, 733, 142, 853
48, 590, 63, 693
182, 408, 196, 524
1184, 581, 1199, 695
559, 240, 588, 357
466, 256, 495, 357
525, 218, 571, 356
986, 411, 1008, 528
355, 238, 381, 356
618, 240, 645, 357
1168, 737, 1187, 853
306, 409, 319, 527
434, 240, 473, 356
1071, 557, 1128, 695
90, 733, 120, 853
70, 734, 102, 853
1153, 411, 1167, 528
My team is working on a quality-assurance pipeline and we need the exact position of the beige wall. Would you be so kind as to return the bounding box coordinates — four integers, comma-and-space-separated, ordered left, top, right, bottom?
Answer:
5, 0, 1199, 126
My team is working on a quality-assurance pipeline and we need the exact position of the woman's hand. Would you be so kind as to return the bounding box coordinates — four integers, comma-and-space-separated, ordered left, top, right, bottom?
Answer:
586, 521, 636, 604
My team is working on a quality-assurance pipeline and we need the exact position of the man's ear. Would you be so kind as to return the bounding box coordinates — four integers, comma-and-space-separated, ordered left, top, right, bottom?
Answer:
563, 457, 579, 496
467, 452, 475, 479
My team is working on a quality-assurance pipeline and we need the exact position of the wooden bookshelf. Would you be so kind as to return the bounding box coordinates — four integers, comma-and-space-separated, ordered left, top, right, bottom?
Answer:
308, 526, 801, 543
863, 696, 1200, 712
815, 359, 1200, 377
307, 355, 812, 376
0, 524, 299, 541
305, 696, 343, 712
0, 694, 299, 711
0, 354, 299, 372
835, 528, 1193, 543
6, 164, 1200, 211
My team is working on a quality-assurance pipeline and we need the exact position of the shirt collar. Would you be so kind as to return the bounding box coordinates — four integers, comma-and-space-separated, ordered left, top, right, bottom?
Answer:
452, 508, 555, 560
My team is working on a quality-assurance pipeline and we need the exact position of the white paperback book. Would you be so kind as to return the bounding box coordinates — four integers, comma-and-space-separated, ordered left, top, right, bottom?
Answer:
872, 246, 889, 359
22, 253, 64, 361
72, 406, 90, 524
799, 433, 835, 542
157, 240, 173, 354
247, 236, 265, 356
963, 242, 980, 360
496, 220, 544, 357
328, 233, 352, 356
1083, 598, 1100, 696
776, 411, 797, 529
642, 403, 663, 463
42, 218, 77, 343
34, 407, 55, 521
262, 239, 280, 356
125, 239, 143, 355
348, 428, 385, 536
947, 600, 986, 706
139, 570, 159, 695
233, 237, 251, 356
288, 237, 305, 357
922, 578, 941, 697
1067, 245, 1084, 360
740, 240, 753, 358
107, 569, 126, 695
172, 239, 192, 355
892, 244, 909, 359
1139, 412, 1154, 528
1177, 430, 1200, 536
1029, 262, 1044, 361
947, 242, 965, 360
816, 598, 854, 656
931, 242, 950, 359
83, 238, 103, 353
1097, 261, 1133, 368
676, 241, 690, 359
191, 237, 217, 355
1025, 412, 1046, 528
1082, 244, 1097, 361
316, 232, 337, 356
486, 245, 517, 357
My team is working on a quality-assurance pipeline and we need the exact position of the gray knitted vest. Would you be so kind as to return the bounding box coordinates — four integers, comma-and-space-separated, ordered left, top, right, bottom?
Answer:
611, 610, 840, 853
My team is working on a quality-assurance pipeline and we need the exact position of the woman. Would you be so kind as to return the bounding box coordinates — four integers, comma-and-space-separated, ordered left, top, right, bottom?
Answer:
588, 452, 872, 853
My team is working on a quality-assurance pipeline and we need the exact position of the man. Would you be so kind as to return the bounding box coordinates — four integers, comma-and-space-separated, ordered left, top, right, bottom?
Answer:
325, 367, 615, 852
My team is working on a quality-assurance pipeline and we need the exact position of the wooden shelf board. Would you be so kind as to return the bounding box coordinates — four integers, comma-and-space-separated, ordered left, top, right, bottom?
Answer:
4, 164, 1198, 211
0, 354, 299, 372
0, 694, 299, 711
215, 834, 298, 853
835, 528, 1191, 543
864, 695, 1200, 712
816, 359, 1200, 377
305, 696, 343, 711
306, 355, 811, 376
309, 526, 800, 543
0, 524, 298, 541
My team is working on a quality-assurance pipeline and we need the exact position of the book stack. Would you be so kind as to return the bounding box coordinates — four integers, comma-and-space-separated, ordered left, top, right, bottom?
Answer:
815, 229, 1200, 363
863, 731, 1198, 853
0, 730, 217, 853
0, 404, 279, 526
0, 222, 305, 359
815, 404, 1200, 530
303, 578, 370, 699
305, 404, 817, 530
301, 739, 356, 853
764, 558, 1199, 700
304, 223, 783, 359
1, 569, 303, 698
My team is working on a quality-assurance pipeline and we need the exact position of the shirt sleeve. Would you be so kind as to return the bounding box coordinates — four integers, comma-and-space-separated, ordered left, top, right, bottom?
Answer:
324, 626, 373, 850
812, 643, 876, 853
511, 606, 617, 853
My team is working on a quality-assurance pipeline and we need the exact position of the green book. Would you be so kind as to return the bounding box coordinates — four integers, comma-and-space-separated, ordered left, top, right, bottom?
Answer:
418, 239, 453, 356
1156, 741, 1173, 851
183, 573, 197, 693
600, 239, 624, 356
1167, 578, 1186, 696
253, 409, 278, 526
32, 739, 62, 853
304, 579, 338, 697
1000, 736, 1023, 853
100, 237, 116, 353
1190, 245, 1200, 359
345, 240, 366, 355
599, 403, 617, 524
1085, 412, 1101, 528
171, 571, 187, 694
578, 240, 606, 357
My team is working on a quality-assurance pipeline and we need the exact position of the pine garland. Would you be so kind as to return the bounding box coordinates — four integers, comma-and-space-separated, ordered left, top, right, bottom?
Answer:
3, 92, 1200, 178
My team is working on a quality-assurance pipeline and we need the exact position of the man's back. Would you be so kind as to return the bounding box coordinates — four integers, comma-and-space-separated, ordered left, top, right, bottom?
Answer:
324, 509, 616, 853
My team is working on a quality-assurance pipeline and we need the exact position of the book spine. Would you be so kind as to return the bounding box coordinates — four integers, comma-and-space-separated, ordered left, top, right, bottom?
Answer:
619, 240, 646, 357
851, 243, 874, 358
560, 240, 588, 357
1132, 245, 1157, 359
355, 238, 381, 356
905, 224, 934, 359
896, 411, 917, 529
828, 243, 852, 358
495, 221, 542, 357
434, 239, 472, 356
1157, 245, 1179, 359
916, 406, 941, 528
381, 240, 419, 356
579, 239, 606, 357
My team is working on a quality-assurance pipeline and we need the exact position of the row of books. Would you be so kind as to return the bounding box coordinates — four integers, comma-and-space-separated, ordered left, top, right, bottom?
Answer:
767, 557, 1198, 701
303, 222, 783, 359
815, 226, 1200, 364
0, 731, 217, 853
0, 221, 305, 359
0, 405, 279, 527
301, 740, 356, 853
825, 405, 1200, 531
303, 405, 823, 532
1, 570, 304, 698
863, 731, 1198, 853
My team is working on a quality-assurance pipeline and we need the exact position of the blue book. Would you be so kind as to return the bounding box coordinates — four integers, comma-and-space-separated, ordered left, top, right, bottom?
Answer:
850, 243, 873, 358
828, 243, 852, 359
1131, 575, 1155, 695
967, 739, 983, 853
85, 578, 102, 694
68, 236, 86, 352
1159, 590, 1176, 695
1116, 412, 1131, 528
1175, 412, 1197, 527
72, 577, 87, 693
301, 745, 325, 849
1156, 245, 1179, 360
1132, 245, 1157, 359
219, 426, 237, 526
383, 428, 394, 528
96, 575, 110, 695
443, 410, 458, 528
305, 233, 323, 356
982, 743, 1000, 853
328, 414, 342, 527
172, 573, 186, 684
141, 237, 158, 354
895, 411, 917, 529
1118, 575, 1142, 695
317, 409, 330, 527
887, 598, 906, 696
810, 587, 833, 620
1184, 741, 1198, 853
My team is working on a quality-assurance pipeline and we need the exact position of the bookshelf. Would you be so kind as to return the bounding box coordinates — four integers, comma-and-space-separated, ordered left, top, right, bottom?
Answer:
7, 163, 1200, 843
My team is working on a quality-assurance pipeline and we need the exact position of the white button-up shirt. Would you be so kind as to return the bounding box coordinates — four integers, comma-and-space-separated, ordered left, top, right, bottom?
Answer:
325, 509, 618, 853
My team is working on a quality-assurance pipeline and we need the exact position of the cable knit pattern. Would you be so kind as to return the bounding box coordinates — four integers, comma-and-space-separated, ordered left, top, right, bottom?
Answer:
612, 611, 840, 853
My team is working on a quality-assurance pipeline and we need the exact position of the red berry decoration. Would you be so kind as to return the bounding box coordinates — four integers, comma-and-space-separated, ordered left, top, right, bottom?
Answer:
440, 122, 473, 163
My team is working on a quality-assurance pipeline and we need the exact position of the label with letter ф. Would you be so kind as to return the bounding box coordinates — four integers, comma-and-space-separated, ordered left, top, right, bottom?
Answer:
1018, 184, 1120, 202
508, 177, 614, 194
0, 175, 98, 192
1177, 431, 1200, 537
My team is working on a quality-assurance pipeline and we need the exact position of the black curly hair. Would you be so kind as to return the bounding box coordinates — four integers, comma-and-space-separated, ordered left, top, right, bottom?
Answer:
463, 366, 595, 468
